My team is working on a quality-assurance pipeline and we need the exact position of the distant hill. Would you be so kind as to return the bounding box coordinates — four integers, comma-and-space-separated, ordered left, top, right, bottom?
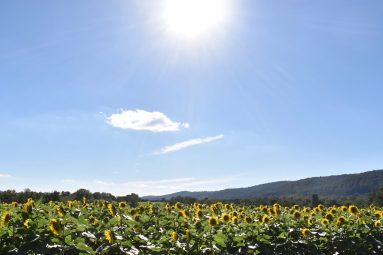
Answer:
143, 170, 383, 201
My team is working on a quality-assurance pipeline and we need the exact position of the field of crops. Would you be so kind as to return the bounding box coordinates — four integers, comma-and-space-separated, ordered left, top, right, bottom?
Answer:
0, 199, 382, 254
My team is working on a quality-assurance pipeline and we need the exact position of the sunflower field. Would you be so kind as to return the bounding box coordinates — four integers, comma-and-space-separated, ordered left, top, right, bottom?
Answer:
0, 199, 382, 254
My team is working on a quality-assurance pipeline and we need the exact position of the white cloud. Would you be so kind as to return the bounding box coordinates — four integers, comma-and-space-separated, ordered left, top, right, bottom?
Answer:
156, 134, 224, 154
0, 173, 12, 178
106, 109, 189, 132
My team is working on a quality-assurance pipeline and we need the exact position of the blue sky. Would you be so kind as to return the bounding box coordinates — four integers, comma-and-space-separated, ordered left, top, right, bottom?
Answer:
1, 0, 383, 196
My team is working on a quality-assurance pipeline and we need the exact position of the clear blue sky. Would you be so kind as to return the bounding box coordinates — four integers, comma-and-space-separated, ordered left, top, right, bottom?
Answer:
1, 0, 383, 196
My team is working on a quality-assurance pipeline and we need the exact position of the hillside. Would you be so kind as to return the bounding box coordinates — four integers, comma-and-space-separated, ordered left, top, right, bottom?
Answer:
143, 169, 383, 200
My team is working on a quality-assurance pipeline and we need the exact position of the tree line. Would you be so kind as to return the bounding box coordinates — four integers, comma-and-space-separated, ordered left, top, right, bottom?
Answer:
0, 188, 140, 207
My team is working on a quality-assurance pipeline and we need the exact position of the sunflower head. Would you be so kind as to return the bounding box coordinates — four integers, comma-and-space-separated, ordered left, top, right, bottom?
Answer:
348, 205, 358, 215
208, 217, 219, 227
23, 219, 32, 229
67, 201, 74, 208
49, 219, 62, 236
374, 220, 381, 227
221, 213, 230, 223
107, 203, 116, 217
196, 209, 203, 219
232, 216, 238, 224
1, 211, 11, 226
105, 230, 115, 244
268, 207, 275, 216
325, 213, 334, 221
262, 215, 270, 224
180, 210, 189, 218
55, 205, 65, 218
23, 202, 33, 214
301, 228, 311, 237
175, 202, 183, 210
337, 216, 346, 224
293, 210, 301, 219
119, 202, 127, 209
185, 229, 191, 241
171, 231, 178, 242
321, 218, 329, 226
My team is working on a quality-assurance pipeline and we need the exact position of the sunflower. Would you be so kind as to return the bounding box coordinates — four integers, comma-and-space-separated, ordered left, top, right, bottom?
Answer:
293, 210, 301, 219
171, 231, 178, 242
1, 211, 11, 226
221, 213, 230, 223
341, 206, 348, 212
336, 216, 346, 228
185, 230, 191, 241
11, 202, 18, 208
67, 201, 74, 208
49, 219, 62, 236
244, 216, 252, 224
119, 202, 127, 208
301, 228, 311, 237
23, 202, 32, 214
175, 202, 183, 210
208, 217, 219, 227
337, 216, 346, 224
108, 203, 116, 217
196, 209, 203, 219
262, 215, 270, 224
374, 220, 381, 227
23, 219, 32, 229
348, 205, 358, 215
210, 205, 218, 215
55, 205, 65, 218
105, 230, 115, 244
374, 211, 382, 218
232, 216, 238, 224
180, 210, 189, 218
325, 213, 334, 221
273, 203, 281, 211
321, 218, 329, 226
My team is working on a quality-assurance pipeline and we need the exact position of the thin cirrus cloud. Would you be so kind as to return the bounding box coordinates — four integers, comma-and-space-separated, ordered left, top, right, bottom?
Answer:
0, 173, 12, 178
106, 109, 189, 132
155, 134, 224, 155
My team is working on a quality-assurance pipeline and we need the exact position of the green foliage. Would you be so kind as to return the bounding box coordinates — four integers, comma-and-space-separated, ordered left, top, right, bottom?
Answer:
0, 200, 382, 254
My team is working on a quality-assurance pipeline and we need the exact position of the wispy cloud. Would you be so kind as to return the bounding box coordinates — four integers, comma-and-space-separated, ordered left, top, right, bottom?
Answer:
106, 109, 189, 132
0, 173, 12, 178
155, 134, 224, 154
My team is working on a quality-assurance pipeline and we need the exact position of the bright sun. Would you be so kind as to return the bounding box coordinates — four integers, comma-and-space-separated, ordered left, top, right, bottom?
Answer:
162, 0, 230, 41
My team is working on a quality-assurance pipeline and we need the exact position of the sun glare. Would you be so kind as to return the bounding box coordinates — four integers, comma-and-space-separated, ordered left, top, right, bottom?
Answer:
162, 0, 230, 41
